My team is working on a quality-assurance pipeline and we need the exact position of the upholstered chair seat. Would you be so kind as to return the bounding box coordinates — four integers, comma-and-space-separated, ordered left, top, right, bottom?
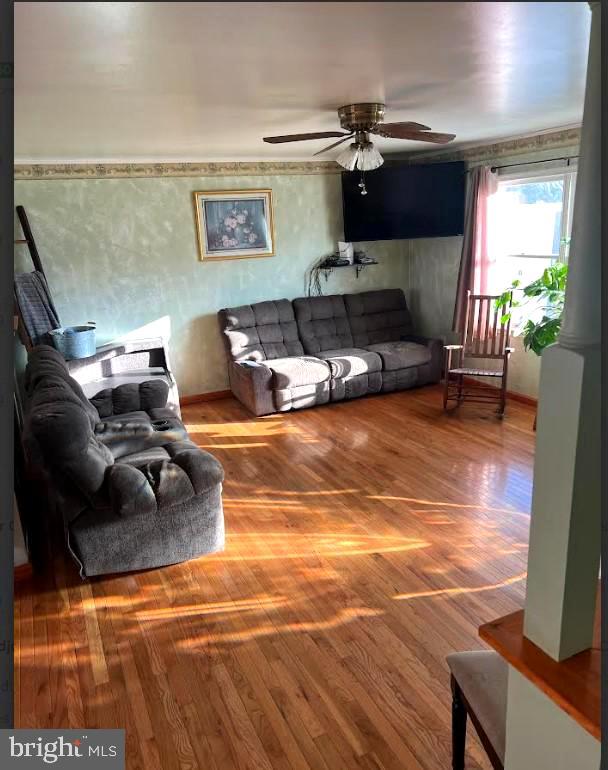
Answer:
447, 650, 508, 770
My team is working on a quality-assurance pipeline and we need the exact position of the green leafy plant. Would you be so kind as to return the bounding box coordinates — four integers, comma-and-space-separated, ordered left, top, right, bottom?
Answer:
495, 262, 568, 356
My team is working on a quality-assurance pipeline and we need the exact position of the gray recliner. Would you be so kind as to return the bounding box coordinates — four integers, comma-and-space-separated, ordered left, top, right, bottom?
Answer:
218, 289, 442, 416
22, 345, 225, 577
218, 299, 331, 415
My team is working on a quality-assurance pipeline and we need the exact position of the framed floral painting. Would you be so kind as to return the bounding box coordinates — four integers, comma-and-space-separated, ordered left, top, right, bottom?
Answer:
193, 189, 275, 261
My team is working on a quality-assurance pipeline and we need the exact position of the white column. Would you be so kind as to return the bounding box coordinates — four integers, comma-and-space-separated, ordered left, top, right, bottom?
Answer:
559, 1, 601, 349
522, 1, 601, 661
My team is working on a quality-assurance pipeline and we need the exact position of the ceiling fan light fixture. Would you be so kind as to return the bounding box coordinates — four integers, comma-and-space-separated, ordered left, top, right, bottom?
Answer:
336, 142, 360, 171
358, 141, 384, 171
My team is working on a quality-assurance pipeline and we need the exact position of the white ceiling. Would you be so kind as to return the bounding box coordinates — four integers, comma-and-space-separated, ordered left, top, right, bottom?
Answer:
14, 2, 590, 162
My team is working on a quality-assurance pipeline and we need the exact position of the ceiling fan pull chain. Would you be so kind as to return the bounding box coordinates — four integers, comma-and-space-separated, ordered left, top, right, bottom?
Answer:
359, 171, 367, 196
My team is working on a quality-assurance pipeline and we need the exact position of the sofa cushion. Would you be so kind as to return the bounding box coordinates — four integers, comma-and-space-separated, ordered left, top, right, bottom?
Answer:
318, 348, 382, 378
218, 299, 304, 362
366, 341, 431, 371
293, 295, 353, 354
344, 289, 413, 347
264, 356, 330, 388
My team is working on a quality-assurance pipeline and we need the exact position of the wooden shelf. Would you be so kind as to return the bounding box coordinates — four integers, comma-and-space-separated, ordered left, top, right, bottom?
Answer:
479, 606, 600, 740
320, 261, 378, 278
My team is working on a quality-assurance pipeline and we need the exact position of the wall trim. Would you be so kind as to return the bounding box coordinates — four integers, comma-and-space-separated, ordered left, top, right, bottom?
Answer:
180, 390, 233, 406
403, 126, 581, 164
14, 127, 581, 180
14, 161, 342, 180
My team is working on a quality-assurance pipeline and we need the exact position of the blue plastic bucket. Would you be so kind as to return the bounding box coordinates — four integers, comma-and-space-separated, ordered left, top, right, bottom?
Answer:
49, 324, 96, 360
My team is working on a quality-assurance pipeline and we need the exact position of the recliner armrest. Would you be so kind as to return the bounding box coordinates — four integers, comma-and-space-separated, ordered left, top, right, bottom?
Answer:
228, 360, 275, 416
401, 334, 443, 383
401, 333, 441, 347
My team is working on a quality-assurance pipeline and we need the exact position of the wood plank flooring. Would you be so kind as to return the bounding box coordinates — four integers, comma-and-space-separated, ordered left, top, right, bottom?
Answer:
15, 386, 535, 769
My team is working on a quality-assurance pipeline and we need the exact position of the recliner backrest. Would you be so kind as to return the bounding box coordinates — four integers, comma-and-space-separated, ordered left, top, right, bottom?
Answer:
23, 346, 113, 506
25, 345, 100, 429
344, 289, 413, 347
218, 299, 304, 362
293, 295, 354, 354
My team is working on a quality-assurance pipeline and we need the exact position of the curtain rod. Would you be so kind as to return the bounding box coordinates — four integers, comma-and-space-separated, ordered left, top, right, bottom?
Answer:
488, 155, 579, 173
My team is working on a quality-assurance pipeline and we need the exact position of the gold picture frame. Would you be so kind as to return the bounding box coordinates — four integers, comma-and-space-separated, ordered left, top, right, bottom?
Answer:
193, 189, 275, 261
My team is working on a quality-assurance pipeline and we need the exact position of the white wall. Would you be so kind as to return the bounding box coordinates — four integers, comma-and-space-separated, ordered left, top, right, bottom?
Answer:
505, 668, 599, 770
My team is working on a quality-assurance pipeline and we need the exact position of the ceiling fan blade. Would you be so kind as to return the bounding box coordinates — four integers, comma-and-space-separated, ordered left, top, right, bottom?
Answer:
313, 134, 354, 156
263, 131, 350, 144
374, 121, 432, 133
373, 126, 456, 144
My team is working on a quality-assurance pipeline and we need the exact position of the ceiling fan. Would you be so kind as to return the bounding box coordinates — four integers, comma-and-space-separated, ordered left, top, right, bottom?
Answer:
263, 102, 456, 186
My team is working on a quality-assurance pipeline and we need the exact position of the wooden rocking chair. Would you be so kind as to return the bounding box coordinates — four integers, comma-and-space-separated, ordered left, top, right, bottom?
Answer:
443, 291, 513, 416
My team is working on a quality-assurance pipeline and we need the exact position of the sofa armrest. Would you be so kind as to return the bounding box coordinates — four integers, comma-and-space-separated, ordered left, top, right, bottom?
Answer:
401, 334, 444, 383
90, 379, 169, 418
105, 447, 224, 517
228, 360, 276, 416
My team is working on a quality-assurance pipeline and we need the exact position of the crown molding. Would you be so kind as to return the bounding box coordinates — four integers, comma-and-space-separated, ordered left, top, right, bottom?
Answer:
14, 160, 342, 180
402, 126, 581, 164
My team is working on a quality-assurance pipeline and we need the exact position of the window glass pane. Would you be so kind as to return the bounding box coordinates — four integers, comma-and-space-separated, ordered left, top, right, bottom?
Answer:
490, 178, 564, 258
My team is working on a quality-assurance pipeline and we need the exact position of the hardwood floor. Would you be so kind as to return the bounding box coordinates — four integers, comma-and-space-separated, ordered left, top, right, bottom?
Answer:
15, 386, 535, 770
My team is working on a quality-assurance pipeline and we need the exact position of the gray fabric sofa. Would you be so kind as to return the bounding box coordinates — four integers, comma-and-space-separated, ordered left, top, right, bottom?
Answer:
218, 288, 442, 415
22, 345, 225, 577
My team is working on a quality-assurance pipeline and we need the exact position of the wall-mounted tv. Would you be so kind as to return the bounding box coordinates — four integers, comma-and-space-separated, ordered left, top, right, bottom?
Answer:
342, 160, 465, 241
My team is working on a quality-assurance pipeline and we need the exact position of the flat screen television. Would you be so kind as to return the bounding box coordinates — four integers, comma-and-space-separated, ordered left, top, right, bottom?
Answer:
342, 160, 465, 241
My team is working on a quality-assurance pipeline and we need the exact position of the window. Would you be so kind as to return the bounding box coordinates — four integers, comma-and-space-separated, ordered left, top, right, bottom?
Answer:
487, 167, 576, 327
488, 170, 576, 286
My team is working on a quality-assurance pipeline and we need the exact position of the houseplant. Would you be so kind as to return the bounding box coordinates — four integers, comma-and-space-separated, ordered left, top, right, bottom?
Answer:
495, 261, 568, 355
496, 262, 568, 429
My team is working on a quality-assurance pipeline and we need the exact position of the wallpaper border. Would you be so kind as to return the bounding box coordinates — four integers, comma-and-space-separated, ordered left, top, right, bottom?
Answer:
14, 127, 581, 179
404, 126, 581, 164
14, 161, 342, 180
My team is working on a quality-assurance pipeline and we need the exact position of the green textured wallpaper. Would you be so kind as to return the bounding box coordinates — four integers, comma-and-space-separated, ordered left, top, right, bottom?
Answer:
14, 174, 409, 396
